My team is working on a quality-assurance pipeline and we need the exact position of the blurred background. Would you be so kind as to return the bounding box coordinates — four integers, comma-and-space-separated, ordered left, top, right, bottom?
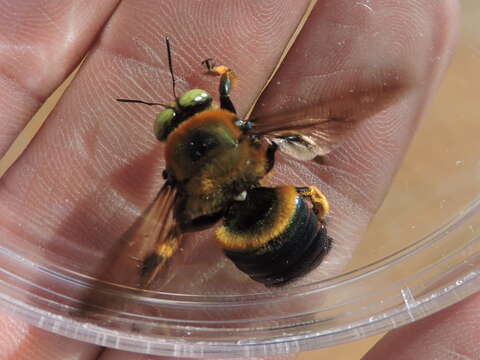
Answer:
0, 0, 477, 359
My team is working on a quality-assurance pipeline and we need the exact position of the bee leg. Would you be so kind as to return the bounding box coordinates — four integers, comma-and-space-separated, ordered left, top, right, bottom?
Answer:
140, 227, 181, 288
295, 186, 330, 220
201, 59, 237, 114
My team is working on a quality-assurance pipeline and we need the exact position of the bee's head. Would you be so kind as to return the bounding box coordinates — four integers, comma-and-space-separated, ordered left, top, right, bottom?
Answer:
154, 89, 213, 141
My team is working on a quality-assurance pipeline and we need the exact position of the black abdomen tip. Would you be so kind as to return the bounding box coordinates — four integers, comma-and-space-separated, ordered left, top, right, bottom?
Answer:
218, 186, 332, 286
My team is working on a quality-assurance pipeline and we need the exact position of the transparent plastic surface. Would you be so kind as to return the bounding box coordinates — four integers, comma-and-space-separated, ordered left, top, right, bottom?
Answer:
0, 0, 478, 358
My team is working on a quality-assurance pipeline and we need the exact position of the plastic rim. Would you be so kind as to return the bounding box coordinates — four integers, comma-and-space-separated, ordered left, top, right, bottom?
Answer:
0, 194, 478, 358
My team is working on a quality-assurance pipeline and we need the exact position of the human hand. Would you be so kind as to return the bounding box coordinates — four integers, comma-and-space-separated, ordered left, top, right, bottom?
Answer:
364, 293, 480, 360
0, 0, 459, 359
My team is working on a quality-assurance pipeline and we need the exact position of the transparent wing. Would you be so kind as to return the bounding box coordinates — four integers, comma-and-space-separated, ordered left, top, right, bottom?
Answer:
248, 84, 404, 160
120, 182, 182, 288
76, 183, 182, 319
250, 103, 349, 158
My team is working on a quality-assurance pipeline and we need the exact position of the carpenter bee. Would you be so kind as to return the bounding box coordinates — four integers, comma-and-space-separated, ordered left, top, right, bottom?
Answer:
115, 38, 352, 288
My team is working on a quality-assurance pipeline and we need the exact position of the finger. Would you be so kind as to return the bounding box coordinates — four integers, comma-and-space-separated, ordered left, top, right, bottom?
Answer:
0, 0, 316, 290
0, 0, 316, 359
0, 0, 458, 309
135, 0, 461, 293
96, 1, 461, 358
363, 293, 480, 360
256, 0, 459, 212
0, 2, 121, 358
0, 314, 98, 360
241, 0, 461, 284
0, 1, 461, 359
0, 0, 120, 156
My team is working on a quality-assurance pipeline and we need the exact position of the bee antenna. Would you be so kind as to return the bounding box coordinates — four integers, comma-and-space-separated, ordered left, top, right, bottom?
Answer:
116, 98, 168, 107
165, 36, 177, 99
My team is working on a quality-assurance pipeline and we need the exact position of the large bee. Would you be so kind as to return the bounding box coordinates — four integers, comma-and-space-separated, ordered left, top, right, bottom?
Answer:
116, 38, 349, 288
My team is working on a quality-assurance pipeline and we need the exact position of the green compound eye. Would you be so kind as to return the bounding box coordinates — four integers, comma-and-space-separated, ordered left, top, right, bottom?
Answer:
178, 89, 212, 110
154, 108, 176, 141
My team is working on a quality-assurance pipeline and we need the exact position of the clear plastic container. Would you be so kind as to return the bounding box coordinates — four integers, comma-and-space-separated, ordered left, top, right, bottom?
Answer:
0, 0, 478, 358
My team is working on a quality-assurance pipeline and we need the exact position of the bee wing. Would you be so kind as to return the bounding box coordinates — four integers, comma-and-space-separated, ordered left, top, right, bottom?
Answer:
253, 109, 347, 160
117, 182, 183, 289
248, 85, 403, 160
248, 103, 352, 160
76, 183, 182, 318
